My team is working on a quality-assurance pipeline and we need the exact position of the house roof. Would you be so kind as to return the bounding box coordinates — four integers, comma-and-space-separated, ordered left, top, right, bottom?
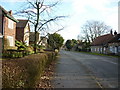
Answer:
108, 33, 120, 43
16, 19, 29, 28
91, 34, 114, 46
0, 5, 18, 22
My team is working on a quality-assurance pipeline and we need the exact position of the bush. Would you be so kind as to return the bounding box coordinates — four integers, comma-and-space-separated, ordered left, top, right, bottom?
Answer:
2, 52, 56, 88
2, 41, 34, 58
2, 50, 24, 58
15, 40, 27, 50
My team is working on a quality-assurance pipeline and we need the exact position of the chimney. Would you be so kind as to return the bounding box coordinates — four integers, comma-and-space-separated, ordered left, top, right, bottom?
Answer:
110, 29, 113, 35
114, 30, 117, 35
8, 10, 12, 15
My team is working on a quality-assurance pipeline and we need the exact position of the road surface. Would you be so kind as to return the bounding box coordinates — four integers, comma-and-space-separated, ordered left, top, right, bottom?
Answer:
52, 50, 118, 88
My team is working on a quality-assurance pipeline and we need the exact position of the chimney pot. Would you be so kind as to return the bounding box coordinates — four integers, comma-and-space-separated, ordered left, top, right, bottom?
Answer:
110, 29, 113, 35
114, 30, 117, 35
8, 10, 12, 15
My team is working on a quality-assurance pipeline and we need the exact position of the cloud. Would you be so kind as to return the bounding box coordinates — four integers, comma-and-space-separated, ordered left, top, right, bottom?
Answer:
1, 0, 62, 3
71, 0, 119, 14
1, 0, 26, 2
60, 0, 118, 40
58, 23, 80, 40
71, 0, 118, 30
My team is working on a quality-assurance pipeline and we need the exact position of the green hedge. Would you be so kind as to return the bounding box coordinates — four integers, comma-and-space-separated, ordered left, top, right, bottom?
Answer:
2, 50, 34, 58
2, 51, 56, 88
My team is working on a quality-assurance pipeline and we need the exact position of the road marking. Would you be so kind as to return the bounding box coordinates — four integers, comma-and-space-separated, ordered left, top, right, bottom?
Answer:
90, 75, 103, 88
101, 60, 117, 65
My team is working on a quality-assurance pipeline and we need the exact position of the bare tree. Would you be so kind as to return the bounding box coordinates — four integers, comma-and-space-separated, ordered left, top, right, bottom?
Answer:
80, 20, 111, 42
15, 0, 66, 53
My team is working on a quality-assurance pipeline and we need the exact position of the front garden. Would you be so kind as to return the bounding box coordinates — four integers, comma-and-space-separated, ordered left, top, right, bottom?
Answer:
2, 40, 58, 88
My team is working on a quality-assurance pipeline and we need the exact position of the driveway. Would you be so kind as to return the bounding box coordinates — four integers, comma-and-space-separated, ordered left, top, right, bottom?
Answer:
52, 50, 118, 88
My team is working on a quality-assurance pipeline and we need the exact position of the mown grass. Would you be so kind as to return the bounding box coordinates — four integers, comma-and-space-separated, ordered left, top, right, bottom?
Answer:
2, 51, 56, 88
74, 51, 120, 58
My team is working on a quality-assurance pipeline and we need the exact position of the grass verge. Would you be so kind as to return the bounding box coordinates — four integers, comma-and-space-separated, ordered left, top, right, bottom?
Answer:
74, 51, 120, 58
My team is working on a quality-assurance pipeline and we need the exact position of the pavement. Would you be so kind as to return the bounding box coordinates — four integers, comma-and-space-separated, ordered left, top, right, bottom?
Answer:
52, 50, 118, 88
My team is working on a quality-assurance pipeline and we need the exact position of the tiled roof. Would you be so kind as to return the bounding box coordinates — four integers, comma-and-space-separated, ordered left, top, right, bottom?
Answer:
16, 19, 28, 28
91, 34, 114, 46
0, 5, 18, 22
108, 33, 120, 43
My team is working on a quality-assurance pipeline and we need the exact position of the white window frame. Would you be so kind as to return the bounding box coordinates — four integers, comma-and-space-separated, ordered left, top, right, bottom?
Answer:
8, 19, 14, 29
7, 36, 14, 46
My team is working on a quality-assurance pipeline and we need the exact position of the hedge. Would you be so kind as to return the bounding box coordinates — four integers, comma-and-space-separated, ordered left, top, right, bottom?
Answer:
2, 51, 56, 88
2, 50, 34, 58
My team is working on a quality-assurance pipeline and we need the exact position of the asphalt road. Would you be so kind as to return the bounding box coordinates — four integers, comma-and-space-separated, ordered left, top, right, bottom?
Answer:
52, 50, 118, 88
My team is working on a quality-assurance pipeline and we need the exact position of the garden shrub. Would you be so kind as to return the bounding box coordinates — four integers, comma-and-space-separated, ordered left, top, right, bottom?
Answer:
2, 51, 56, 88
15, 40, 27, 50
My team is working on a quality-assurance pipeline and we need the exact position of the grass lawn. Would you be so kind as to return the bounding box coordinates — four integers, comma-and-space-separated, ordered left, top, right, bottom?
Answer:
75, 51, 120, 58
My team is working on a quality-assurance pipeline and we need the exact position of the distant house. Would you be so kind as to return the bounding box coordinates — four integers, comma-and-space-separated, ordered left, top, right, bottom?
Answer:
16, 19, 30, 46
29, 32, 41, 45
0, 6, 18, 50
76, 43, 84, 51
91, 32, 114, 54
108, 33, 120, 55
40, 36, 48, 47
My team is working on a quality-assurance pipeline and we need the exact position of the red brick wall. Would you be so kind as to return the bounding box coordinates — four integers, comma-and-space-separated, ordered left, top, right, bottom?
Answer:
4, 17, 16, 46
0, 38, 2, 54
16, 27, 24, 42
0, 10, 3, 35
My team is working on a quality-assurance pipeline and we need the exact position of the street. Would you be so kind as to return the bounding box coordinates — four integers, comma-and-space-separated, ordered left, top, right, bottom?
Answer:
52, 50, 118, 88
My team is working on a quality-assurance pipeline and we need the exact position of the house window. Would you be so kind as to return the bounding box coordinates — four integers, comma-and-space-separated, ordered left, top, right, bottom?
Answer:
118, 46, 120, 52
8, 19, 13, 29
7, 36, 14, 46
91, 48, 92, 52
115, 47, 117, 53
95, 48, 96, 52
101, 48, 102, 53
98, 48, 99, 52
110, 46, 112, 52
104, 47, 106, 51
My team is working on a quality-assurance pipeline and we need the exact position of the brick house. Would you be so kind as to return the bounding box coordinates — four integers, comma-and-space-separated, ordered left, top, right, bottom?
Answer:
91, 32, 114, 54
0, 6, 18, 50
40, 36, 48, 48
16, 19, 30, 46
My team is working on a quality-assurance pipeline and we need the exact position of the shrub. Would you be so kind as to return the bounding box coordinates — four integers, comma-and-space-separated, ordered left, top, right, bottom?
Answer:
15, 40, 27, 50
2, 50, 24, 58
2, 52, 56, 88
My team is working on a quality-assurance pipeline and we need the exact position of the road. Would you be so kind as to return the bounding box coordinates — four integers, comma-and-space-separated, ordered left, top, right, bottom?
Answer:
52, 50, 118, 88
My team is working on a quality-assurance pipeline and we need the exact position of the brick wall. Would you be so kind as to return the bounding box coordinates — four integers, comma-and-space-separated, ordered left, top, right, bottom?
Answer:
0, 9, 2, 35
4, 17, 16, 46
0, 38, 2, 54
16, 27, 24, 42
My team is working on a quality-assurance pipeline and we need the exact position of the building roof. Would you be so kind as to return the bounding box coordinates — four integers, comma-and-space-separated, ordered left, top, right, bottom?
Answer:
108, 33, 120, 43
91, 34, 114, 46
16, 19, 29, 28
0, 5, 18, 22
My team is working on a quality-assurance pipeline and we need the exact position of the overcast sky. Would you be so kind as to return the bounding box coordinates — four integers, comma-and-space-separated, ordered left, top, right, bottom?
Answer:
0, 0, 119, 40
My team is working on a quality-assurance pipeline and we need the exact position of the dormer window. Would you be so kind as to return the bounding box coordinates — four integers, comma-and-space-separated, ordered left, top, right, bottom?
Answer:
8, 19, 13, 29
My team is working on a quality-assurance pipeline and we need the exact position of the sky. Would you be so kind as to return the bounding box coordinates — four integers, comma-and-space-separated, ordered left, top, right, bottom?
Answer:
0, 0, 119, 41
